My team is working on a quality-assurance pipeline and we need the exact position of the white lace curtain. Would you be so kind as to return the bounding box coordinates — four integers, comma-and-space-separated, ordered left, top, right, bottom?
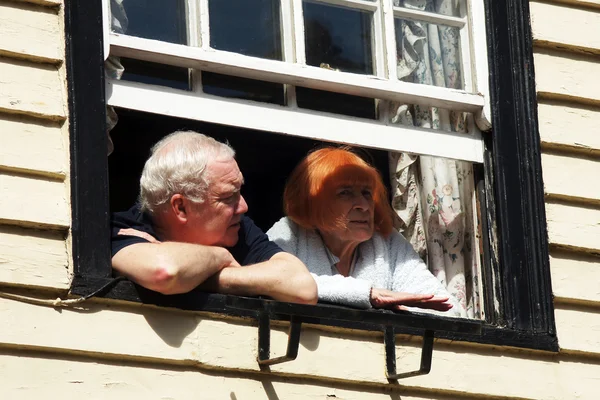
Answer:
389, 0, 482, 319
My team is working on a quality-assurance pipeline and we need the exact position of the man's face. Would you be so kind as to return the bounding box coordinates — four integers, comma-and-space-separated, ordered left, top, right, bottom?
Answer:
187, 158, 248, 247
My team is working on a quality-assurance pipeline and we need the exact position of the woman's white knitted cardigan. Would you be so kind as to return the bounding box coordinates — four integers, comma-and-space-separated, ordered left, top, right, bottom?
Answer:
267, 217, 465, 317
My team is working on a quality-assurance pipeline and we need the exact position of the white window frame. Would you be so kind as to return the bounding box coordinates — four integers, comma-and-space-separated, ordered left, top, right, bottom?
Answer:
102, 0, 491, 163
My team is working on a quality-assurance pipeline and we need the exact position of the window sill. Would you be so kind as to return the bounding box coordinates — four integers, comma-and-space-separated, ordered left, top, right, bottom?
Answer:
70, 276, 557, 352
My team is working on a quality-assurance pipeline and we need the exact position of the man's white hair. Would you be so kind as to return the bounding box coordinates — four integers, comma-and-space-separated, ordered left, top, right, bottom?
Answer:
139, 130, 235, 215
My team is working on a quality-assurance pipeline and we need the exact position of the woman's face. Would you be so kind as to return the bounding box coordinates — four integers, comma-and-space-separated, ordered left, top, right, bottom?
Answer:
321, 184, 375, 244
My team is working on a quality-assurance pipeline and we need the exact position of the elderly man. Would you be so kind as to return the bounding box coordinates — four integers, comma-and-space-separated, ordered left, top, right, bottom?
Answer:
111, 130, 317, 304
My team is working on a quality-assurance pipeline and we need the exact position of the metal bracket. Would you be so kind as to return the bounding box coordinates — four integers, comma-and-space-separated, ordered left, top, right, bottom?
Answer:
257, 312, 302, 366
385, 326, 434, 379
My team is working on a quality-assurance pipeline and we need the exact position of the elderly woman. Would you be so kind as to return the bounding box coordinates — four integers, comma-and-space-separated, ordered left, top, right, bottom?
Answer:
267, 147, 464, 316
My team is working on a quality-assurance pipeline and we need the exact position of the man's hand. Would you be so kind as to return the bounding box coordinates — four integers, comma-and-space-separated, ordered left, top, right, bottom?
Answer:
370, 288, 453, 312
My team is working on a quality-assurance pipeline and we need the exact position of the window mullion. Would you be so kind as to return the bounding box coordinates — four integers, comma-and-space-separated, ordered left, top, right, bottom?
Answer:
198, 0, 210, 50
468, 0, 492, 130
459, 0, 474, 93
281, 0, 298, 108
380, 0, 398, 124
291, 0, 306, 66
187, 0, 202, 93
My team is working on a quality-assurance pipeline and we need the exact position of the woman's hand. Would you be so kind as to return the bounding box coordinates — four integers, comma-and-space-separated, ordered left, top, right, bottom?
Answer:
370, 288, 453, 311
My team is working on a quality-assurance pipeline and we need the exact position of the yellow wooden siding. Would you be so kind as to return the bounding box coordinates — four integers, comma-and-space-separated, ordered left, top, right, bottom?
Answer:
0, 114, 66, 178
551, 252, 600, 303
0, 1, 600, 400
0, 225, 69, 289
0, 0, 70, 292
542, 153, 600, 203
535, 50, 600, 106
531, 1, 600, 53
0, 173, 70, 229
0, 353, 466, 400
0, 60, 66, 120
1, 297, 599, 400
538, 101, 600, 153
0, 1, 63, 64
533, 8, 600, 399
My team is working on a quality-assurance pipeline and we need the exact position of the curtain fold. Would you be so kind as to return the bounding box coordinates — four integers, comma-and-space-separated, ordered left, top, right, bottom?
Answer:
389, 0, 482, 319
105, 0, 129, 155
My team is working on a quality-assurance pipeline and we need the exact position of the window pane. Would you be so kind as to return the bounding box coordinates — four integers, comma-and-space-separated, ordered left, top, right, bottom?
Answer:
113, 0, 188, 45
393, 0, 462, 17
120, 58, 191, 91
395, 19, 463, 89
208, 0, 282, 60
303, 1, 374, 75
202, 72, 285, 105
296, 87, 376, 120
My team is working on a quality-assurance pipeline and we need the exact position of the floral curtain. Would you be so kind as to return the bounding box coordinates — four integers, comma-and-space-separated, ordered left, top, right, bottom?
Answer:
389, 0, 482, 319
105, 0, 129, 155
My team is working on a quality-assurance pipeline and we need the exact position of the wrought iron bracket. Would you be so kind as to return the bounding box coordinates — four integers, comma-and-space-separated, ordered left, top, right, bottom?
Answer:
257, 312, 302, 366
385, 326, 434, 379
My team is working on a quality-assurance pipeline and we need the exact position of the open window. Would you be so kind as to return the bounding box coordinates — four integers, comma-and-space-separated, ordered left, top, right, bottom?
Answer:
67, 0, 557, 359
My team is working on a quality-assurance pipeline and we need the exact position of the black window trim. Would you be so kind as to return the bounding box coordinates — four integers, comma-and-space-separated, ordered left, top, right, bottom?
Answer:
66, 0, 557, 352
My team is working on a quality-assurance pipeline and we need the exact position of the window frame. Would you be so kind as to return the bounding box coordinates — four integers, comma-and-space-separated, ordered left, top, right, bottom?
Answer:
66, 0, 557, 351
101, 0, 490, 163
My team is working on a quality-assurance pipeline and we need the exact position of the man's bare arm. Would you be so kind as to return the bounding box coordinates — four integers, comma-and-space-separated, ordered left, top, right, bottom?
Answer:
200, 252, 318, 305
112, 242, 240, 295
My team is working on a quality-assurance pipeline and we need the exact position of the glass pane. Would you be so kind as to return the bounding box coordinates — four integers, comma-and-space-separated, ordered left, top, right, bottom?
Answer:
209, 0, 282, 60
120, 58, 191, 91
296, 87, 376, 120
202, 72, 285, 105
112, 0, 188, 45
394, 18, 463, 89
303, 1, 374, 75
393, 0, 462, 17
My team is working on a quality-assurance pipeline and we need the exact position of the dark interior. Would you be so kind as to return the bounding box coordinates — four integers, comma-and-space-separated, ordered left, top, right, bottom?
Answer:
108, 108, 391, 232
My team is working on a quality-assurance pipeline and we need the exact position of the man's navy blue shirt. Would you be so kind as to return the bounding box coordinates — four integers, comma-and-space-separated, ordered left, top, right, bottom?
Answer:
111, 205, 283, 265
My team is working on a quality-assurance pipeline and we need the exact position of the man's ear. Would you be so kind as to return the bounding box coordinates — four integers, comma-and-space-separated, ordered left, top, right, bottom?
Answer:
169, 194, 188, 222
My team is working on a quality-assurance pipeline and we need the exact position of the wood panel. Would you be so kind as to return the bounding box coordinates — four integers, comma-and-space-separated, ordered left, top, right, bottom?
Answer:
534, 49, 600, 104
0, 114, 66, 177
0, 225, 69, 288
542, 153, 600, 202
555, 305, 600, 354
543, 0, 600, 11
14, 0, 62, 6
0, 1, 62, 63
0, 173, 69, 228
551, 252, 600, 303
0, 352, 488, 400
546, 202, 600, 252
531, 1, 600, 52
0, 59, 65, 120
538, 101, 600, 152
0, 298, 597, 400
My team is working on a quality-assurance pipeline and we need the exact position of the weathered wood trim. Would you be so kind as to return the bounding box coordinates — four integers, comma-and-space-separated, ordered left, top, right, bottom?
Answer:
485, 0, 557, 338
64, 0, 111, 279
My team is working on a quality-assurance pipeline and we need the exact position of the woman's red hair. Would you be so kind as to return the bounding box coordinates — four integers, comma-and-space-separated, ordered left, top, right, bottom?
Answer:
284, 147, 394, 236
